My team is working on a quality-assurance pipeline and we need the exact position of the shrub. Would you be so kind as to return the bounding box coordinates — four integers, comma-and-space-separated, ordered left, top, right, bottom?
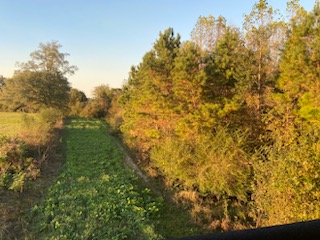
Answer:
80, 100, 107, 119
39, 108, 62, 125
19, 113, 56, 166
69, 101, 87, 116
20, 114, 52, 148
252, 130, 320, 226
151, 128, 251, 200
0, 137, 39, 191
106, 98, 123, 134
151, 127, 252, 225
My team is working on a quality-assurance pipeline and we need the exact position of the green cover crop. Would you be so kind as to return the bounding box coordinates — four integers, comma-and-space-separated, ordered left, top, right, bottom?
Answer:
29, 118, 162, 239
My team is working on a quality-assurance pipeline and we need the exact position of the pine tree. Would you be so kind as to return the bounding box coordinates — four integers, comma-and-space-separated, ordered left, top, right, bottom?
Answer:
171, 41, 209, 139
120, 28, 180, 158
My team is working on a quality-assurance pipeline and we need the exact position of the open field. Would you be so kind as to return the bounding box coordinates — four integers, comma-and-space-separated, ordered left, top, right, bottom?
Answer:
0, 112, 38, 137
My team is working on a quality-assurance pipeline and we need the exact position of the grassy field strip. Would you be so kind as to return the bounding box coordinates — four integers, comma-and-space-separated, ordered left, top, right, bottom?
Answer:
29, 118, 162, 239
0, 112, 24, 137
0, 112, 39, 137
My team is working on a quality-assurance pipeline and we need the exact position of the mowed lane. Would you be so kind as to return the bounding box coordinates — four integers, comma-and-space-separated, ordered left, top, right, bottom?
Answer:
29, 118, 162, 240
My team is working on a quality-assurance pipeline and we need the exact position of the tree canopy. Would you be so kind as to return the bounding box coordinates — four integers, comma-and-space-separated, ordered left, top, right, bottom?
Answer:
1, 71, 70, 112
0, 41, 76, 112
16, 41, 78, 76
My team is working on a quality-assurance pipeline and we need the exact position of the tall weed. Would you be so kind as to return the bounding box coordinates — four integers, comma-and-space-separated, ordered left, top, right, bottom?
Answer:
0, 137, 39, 191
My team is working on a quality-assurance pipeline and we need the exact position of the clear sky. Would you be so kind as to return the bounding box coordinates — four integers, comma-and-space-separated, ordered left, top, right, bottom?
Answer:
0, 0, 315, 97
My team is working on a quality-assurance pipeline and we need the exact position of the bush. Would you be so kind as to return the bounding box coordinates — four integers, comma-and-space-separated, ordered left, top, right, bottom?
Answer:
252, 130, 320, 226
39, 108, 62, 125
0, 137, 39, 191
81, 100, 107, 119
69, 101, 87, 116
152, 128, 251, 200
106, 97, 123, 134
151, 127, 252, 225
20, 114, 53, 148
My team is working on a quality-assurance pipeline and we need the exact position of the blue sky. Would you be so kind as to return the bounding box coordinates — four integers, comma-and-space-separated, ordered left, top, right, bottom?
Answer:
0, 0, 315, 97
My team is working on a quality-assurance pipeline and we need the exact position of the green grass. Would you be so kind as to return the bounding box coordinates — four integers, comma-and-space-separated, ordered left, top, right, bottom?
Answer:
0, 112, 38, 137
28, 118, 163, 239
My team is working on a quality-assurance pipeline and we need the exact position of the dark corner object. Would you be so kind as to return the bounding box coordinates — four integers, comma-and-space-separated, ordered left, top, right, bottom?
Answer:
174, 219, 320, 240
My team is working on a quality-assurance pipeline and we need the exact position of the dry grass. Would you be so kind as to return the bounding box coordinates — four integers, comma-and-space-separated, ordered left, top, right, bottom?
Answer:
174, 190, 200, 204
173, 190, 214, 226
1, 113, 55, 171
171, 189, 252, 232
0, 112, 42, 137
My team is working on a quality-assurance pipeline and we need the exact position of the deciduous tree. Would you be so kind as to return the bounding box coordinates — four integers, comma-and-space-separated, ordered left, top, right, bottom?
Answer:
17, 41, 78, 75
191, 15, 226, 53
0, 41, 76, 112
0, 71, 70, 112
241, 0, 285, 137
